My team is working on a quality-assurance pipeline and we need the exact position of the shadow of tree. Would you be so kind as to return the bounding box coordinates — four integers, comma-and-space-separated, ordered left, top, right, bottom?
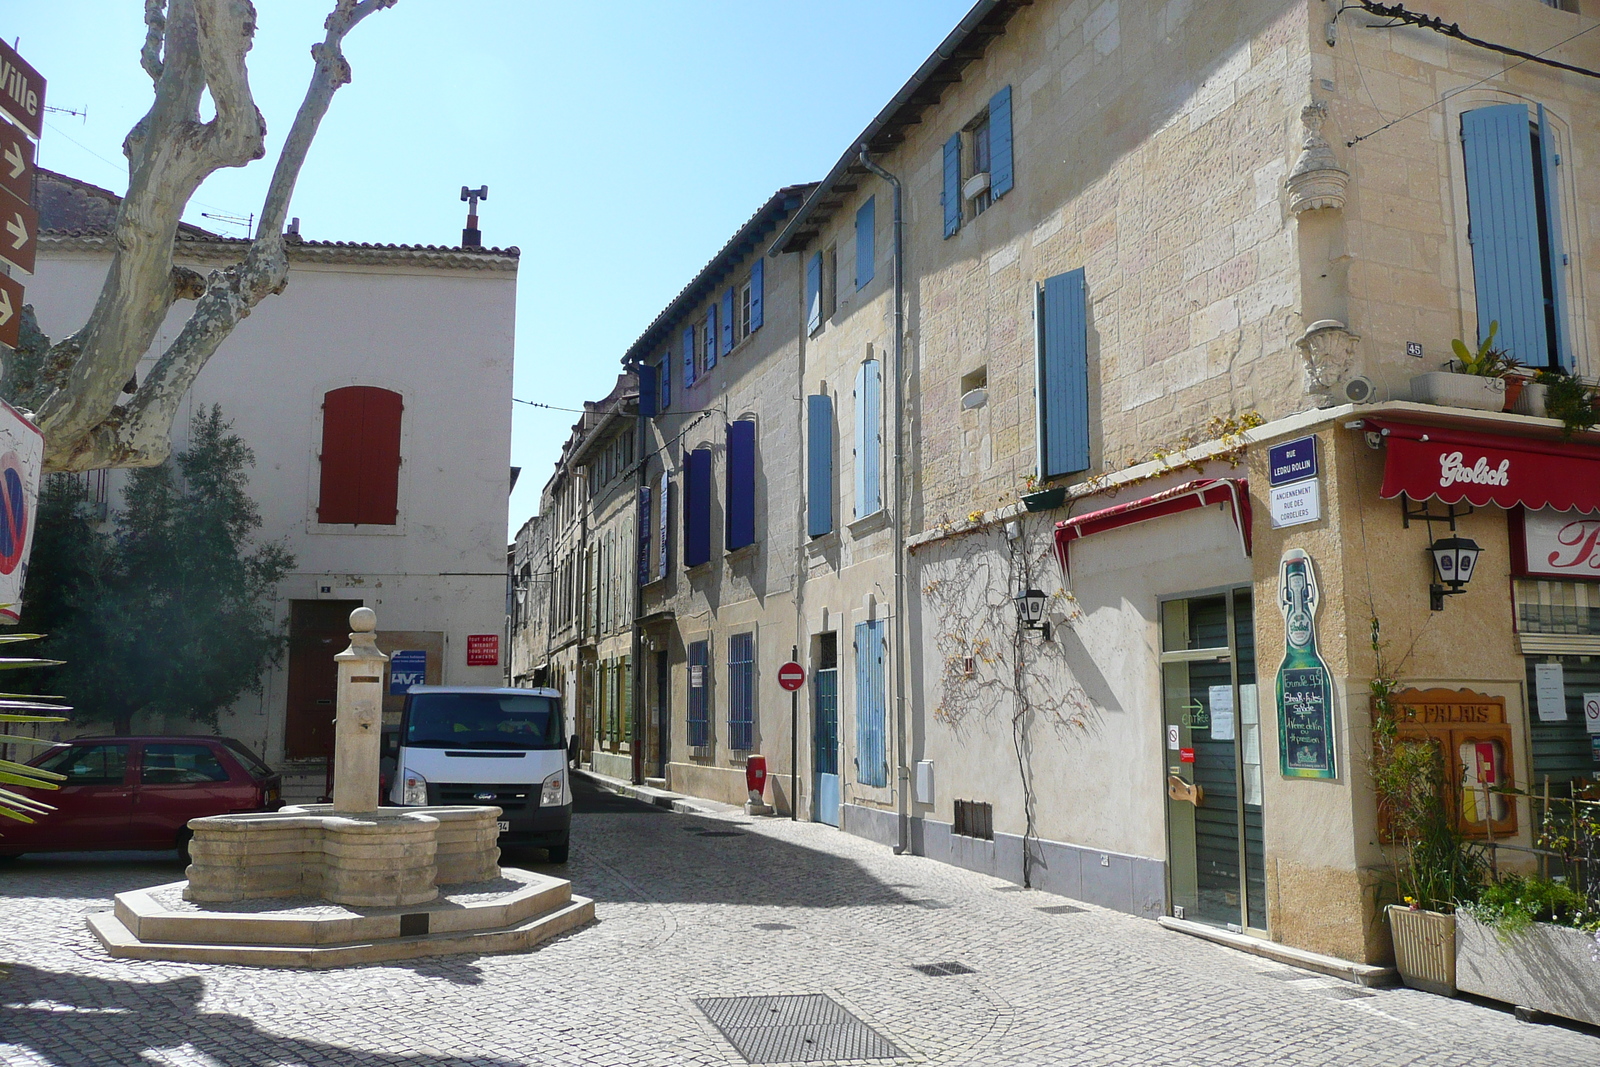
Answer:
0, 962, 519, 1067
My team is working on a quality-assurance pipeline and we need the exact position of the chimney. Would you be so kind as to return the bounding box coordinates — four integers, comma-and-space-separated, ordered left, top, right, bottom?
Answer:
460, 185, 488, 247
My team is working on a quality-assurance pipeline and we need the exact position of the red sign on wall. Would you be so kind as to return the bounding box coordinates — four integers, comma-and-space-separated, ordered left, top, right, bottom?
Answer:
466, 634, 499, 666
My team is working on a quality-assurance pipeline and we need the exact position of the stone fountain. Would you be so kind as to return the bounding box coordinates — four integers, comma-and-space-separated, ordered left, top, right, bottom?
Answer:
90, 608, 593, 968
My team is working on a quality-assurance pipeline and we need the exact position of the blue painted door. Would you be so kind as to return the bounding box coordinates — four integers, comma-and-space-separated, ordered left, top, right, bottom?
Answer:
813, 633, 840, 826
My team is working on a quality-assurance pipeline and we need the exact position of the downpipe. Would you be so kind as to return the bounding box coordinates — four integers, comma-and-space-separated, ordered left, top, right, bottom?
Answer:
858, 144, 910, 857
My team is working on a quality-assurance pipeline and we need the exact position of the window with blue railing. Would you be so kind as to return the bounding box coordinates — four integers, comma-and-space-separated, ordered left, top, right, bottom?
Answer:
728, 632, 755, 751
687, 640, 710, 748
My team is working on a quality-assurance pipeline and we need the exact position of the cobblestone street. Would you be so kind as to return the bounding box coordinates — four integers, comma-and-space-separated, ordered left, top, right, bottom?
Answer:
2, 776, 1597, 1066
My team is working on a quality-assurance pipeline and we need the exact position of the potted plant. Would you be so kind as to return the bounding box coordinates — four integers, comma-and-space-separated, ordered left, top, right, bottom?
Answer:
1409, 322, 1515, 412
1020, 474, 1067, 512
1371, 675, 1484, 994
1536, 368, 1600, 439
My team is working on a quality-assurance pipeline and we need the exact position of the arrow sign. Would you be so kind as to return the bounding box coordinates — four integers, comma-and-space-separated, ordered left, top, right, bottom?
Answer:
0, 41, 44, 140
0, 121, 32, 204
0, 187, 36, 274
0, 272, 21, 349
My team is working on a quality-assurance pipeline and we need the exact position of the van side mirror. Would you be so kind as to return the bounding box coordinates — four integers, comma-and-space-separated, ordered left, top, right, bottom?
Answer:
567, 735, 579, 763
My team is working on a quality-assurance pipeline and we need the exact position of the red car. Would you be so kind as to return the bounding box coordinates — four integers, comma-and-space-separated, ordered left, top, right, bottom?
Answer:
0, 735, 282, 859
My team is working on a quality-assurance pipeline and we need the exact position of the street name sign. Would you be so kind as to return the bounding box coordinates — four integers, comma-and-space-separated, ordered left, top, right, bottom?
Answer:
1267, 436, 1318, 486
778, 661, 806, 691
0, 120, 33, 205
0, 40, 44, 139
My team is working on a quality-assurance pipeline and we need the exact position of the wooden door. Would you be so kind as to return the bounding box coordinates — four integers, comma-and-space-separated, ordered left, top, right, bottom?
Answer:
285, 600, 363, 759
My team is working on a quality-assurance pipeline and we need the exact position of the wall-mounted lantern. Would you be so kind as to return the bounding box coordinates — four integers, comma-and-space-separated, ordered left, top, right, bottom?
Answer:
1014, 588, 1050, 638
1429, 535, 1482, 611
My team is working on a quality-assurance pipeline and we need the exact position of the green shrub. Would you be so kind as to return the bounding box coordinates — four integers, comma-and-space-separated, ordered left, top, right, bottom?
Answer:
1463, 874, 1600, 937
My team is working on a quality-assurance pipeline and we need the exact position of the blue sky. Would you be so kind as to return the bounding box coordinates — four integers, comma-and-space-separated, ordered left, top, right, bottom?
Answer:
3, 1, 975, 535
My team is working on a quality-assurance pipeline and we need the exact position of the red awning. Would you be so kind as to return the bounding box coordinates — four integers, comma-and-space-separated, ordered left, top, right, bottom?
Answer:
1362, 419, 1600, 512
1053, 478, 1252, 577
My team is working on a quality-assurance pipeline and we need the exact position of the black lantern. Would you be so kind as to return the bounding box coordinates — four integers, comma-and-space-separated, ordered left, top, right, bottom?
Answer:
1014, 588, 1048, 633
1429, 535, 1482, 610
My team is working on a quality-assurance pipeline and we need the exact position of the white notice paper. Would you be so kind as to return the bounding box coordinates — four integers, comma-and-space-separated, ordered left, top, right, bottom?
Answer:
1585, 693, 1600, 735
1535, 663, 1567, 722
1209, 685, 1235, 741
1240, 684, 1262, 807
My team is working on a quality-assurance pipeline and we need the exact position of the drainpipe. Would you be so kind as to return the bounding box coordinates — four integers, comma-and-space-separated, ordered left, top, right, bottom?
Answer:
631, 396, 647, 785
858, 144, 910, 857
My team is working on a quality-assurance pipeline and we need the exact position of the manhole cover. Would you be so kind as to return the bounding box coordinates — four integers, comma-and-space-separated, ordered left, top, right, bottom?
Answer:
911, 961, 975, 977
694, 994, 902, 1063
752, 922, 795, 931
1036, 904, 1084, 915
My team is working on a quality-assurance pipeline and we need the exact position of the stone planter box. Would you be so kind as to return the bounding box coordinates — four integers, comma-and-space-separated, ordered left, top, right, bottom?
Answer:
1387, 905, 1456, 996
1511, 380, 1549, 417
1409, 372, 1506, 411
1456, 912, 1600, 1026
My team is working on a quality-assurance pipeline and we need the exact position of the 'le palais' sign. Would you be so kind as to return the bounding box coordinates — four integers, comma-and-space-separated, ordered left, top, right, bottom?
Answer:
1388, 688, 1506, 726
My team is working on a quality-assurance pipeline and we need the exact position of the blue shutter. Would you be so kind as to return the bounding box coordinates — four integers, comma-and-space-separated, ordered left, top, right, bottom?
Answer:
683, 325, 697, 388
684, 448, 712, 568
854, 619, 887, 788
989, 85, 1013, 198
1462, 104, 1547, 367
942, 133, 961, 238
660, 353, 671, 410
728, 632, 754, 751
855, 196, 876, 289
725, 419, 756, 551
687, 640, 709, 748
1039, 268, 1090, 477
1538, 104, 1572, 370
705, 306, 718, 371
637, 486, 652, 585
636, 364, 657, 418
854, 360, 882, 518
806, 251, 823, 334
749, 257, 764, 330
807, 394, 833, 538
721, 287, 735, 355
657, 469, 669, 580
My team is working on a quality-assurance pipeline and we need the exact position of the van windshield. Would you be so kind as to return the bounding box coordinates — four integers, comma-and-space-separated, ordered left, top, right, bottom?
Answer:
405, 692, 564, 750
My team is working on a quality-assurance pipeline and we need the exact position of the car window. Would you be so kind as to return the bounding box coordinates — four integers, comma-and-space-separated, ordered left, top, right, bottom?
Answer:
405, 693, 564, 749
222, 739, 274, 779
141, 744, 232, 785
36, 744, 130, 786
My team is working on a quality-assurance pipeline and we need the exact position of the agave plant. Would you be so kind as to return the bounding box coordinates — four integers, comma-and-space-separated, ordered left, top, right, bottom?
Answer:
0, 633, 69, 828
1450, 320, 1522, 377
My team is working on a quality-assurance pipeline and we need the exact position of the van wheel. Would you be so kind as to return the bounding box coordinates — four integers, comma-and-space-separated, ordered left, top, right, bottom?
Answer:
176, 830, 194, 866
545, 840, 569, 864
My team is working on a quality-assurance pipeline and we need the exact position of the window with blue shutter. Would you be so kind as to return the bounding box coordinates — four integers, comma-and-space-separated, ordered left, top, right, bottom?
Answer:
636, 364, 657, 418
687, 640, 710, 748
704, 309, 717, 371
1037, 268, 1090, 478
855, 197, 875, 289
1461, 103, 1566, 369
942, 133, 961, 238
750, 257, 764, 331
684, 447, 713, 568
725, 419, 756, 551
989, 85, 1013, 199
637, 486, 652, 585
721, 287, 735, 355
854, 619, 887, 788
806, 252, 823, 335
659, 354, 671, 411
728, 632, 755, 751
683, 325, 697, 388
1537, 105, 1572, 370
807, 394, 833, 538
853, 360, 882, 519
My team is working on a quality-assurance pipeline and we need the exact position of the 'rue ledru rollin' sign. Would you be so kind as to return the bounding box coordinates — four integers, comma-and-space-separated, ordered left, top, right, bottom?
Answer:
1268, 436, 1321, 529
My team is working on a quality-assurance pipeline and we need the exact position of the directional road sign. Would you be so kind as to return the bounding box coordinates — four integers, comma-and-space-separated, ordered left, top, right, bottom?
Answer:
0, 41, 44, 139
0, 272, 21, 349
0, 189, 36, 275
0, 121, 32, 205
777, 661, 806, 692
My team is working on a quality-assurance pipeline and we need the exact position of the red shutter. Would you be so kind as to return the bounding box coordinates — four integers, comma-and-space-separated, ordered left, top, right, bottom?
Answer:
318, 386, 403, 525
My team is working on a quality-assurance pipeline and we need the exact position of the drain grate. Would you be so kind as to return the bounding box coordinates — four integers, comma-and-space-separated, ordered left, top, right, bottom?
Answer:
909, 899, 950, 910
912, 961, 975, 977
752, 922, 795, 931
1321, 986, 1377, 1000
694, 994, 902, 1063
1036, 904, 1084, 916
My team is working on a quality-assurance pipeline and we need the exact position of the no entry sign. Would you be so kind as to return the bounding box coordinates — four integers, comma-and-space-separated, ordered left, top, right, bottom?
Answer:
778, 661, 806, 692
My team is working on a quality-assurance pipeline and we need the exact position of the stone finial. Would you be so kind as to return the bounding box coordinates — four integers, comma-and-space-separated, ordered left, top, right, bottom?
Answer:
1286, 102, 1348, 214
350, 606, 377, 633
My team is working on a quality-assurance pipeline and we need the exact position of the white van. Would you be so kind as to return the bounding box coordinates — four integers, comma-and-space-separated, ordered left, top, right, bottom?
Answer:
388, 686, 574, 862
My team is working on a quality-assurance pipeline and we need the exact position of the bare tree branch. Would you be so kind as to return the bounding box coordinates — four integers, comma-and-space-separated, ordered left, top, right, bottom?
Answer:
171, 265, 206, 301
48, 0, 398, 472
141, 1, 168, 83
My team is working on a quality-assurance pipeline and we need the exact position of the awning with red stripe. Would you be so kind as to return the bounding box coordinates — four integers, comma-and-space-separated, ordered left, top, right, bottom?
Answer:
1053, 478, 1252, 577
1361, 419, 1600, 512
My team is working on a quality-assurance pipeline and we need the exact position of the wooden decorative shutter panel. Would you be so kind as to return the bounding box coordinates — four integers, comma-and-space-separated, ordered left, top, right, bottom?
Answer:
854, 361, 882, 518
806, 252, 823, 334
807, 394, 833, 538
1461, 104, 1548, 366
721, 287, 735, 355
705, 305, 718, 371
854, 619, 888, 787
749, 257, 764, 331
942, 133, 961, 238
989, 85, 1014, 198
683, 325, 697, 387
855, 196, 875, 289
725, 420, 756, 551
1537, 104, 1572, 370
684, 448, 713, 568
636, 364, 657, 418
318, 386, 401, 525
1038, 270, 1090, 478
657, 469, 670, 581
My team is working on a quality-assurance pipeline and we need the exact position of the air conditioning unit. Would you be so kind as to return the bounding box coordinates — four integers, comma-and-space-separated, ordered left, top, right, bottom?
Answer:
963, 171, 991, 201
1344, 375, 1379, 404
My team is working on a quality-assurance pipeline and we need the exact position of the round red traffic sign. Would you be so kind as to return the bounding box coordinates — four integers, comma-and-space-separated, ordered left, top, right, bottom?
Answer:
777, 661, 806, 691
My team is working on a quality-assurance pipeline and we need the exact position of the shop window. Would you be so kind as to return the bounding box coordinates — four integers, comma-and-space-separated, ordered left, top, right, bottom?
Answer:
1377, 688, 1517, 840
953, 799, 993, 840
317, 386, 402, 525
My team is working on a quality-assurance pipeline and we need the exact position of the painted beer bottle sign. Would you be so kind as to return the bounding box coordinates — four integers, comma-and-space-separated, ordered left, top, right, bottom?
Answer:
1276, 548, 1337, 778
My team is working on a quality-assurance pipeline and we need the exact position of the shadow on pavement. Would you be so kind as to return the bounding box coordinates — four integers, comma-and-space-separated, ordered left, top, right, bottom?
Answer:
564, 776, 915, 909
0, 962, 519, 1067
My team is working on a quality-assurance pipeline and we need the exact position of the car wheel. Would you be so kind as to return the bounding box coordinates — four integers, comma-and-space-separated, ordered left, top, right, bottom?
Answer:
545, 840, 569, 864
176, 829, 194, 866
